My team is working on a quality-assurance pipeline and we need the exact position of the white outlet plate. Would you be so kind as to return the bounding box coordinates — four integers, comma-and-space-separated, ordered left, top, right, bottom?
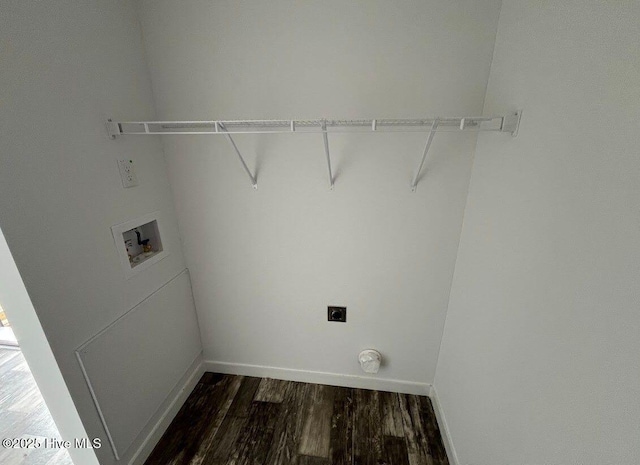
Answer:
117, 159, 138, 188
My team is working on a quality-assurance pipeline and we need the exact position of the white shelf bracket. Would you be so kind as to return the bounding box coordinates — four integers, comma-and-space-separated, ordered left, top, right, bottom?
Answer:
321, 121, 334, 190
219, 124, 258, 189
501, 110, 522, 137
106, 119, 121, 140
411, 119, 439, 192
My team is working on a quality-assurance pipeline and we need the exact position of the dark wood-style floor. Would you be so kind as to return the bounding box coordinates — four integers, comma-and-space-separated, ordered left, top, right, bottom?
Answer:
146, 373, 449, 465
0, 347, 73, 465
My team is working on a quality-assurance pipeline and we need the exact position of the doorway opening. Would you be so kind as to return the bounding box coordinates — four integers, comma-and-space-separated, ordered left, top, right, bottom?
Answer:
0, 304, 73, 464
0, 226, 99, 465
0, 303, 18, 346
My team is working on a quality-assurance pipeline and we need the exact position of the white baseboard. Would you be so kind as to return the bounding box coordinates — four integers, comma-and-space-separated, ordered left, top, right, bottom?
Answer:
203, 360, 431, 396
429, 385, 460, 465
127, 354, 205, 465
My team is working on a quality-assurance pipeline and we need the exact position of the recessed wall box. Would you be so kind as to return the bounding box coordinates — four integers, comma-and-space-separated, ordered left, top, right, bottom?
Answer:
111, 211, 168, 279
328, 306, 347, 322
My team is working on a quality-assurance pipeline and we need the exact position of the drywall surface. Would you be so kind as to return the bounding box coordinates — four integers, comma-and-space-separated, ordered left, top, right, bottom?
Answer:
0, 228, 99, 465
435, 1, 640, 464
77, 270, 200, 458
136, 0, 501, 384
0, 2, 201, 464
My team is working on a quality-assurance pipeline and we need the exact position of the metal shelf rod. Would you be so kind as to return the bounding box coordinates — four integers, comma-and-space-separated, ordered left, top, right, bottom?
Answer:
411, 120, 439, 192
219, 124, 257, 189
321, 121, 334, 190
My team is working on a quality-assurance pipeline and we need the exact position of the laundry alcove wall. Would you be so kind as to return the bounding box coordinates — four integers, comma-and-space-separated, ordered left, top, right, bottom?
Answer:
135, 0, 504, 387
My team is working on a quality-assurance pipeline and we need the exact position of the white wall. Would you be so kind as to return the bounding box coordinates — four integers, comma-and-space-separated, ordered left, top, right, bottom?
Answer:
136, 0, 501, 386
0, 2, 201, 464
435, 1, 640, 464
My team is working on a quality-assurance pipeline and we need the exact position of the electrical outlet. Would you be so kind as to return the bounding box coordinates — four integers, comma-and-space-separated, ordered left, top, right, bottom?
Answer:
118, 159, 138, 188
328, 306, 346, 322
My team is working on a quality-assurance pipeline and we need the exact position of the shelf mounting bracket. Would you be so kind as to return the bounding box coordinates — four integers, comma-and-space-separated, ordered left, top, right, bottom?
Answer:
220, 123, 257, 189
501, 110, 522, 137
321, 120, 334, 190
411, 119, 439, 192
106, 119, 121, 140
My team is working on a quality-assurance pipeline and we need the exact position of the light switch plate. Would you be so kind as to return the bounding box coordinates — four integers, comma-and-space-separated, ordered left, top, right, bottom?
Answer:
118, 159, 138, 188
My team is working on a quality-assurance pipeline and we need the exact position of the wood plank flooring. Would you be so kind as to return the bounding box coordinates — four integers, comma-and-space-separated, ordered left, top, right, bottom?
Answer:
145, 373, 449, 465
0, 347, 73, 465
